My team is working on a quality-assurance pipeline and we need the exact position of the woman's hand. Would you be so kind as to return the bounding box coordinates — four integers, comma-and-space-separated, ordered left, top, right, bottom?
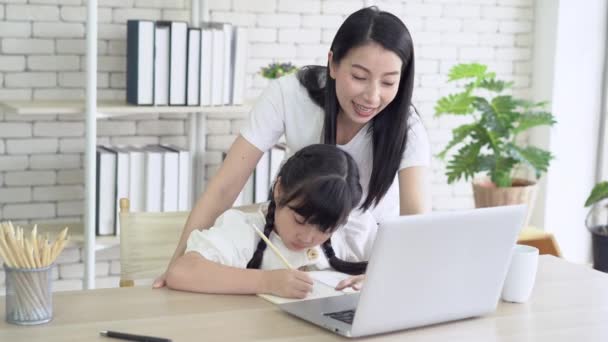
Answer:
152, 272, 167, 289
262, 269, 314, 299
336, 275, 365, 291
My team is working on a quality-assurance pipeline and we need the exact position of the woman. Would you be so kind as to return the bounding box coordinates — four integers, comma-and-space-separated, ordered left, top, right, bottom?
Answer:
155, 6, 432, 288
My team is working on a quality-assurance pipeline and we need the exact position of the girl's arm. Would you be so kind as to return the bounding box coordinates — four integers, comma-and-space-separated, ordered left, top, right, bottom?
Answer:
166, 252, 314, 298
154, 136, 263, 287
398, 166, 432, 215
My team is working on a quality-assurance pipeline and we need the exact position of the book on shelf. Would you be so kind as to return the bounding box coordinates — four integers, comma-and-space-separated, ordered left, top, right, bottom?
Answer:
126, 20, 155, 105
168, 21, 188, 106
186, 27, 201, 106
154, 21, 171, 106
199, 28, 213, 106
125, 19, 249, 108
231, 26, 248, 105
221, 22, 233, 105
95, 145, 193, 236
162, 145, 192, 211
96, 146, 117, 236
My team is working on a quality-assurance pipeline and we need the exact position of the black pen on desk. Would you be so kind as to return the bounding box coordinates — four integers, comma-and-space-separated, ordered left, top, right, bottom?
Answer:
100, 330, 172, 342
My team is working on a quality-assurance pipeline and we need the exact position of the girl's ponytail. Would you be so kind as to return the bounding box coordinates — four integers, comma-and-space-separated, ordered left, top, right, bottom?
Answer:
321, 239, 367, 275
246, 199, 276, 269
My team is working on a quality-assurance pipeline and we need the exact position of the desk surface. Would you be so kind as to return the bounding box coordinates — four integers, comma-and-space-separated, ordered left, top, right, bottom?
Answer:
2, 256, 608, 342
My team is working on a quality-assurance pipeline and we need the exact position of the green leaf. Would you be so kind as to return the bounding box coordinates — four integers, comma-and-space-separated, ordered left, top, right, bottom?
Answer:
490, 156, 517, 187
437, 124, 478, 159
513, 111, 556, 135
585, 181, 608, 207
435, 93, 475, 115
448, 63, 487, 81
478, 78, 513, 92
508, 145, 553, 178
445, 143, 482, 184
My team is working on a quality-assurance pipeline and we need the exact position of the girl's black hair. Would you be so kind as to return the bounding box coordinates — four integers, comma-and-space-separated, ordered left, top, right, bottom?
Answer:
247, 144, 367, 275
297, 6, 416, 211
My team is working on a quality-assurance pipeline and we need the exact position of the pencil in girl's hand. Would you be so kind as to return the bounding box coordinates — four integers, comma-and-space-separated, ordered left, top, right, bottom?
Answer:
251, 223, 294, 270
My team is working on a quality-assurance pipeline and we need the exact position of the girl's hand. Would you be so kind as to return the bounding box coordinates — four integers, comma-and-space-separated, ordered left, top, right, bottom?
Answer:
262, 269, 314, 299
336, 275, 365, 291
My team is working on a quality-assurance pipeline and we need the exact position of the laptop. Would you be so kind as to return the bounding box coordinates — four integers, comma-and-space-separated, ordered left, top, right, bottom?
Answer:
278, 205, 527, 338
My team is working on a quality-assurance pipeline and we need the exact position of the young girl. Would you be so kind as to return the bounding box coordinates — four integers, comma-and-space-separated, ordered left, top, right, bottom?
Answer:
166, 145, 375, 298
156, 6, 431, 288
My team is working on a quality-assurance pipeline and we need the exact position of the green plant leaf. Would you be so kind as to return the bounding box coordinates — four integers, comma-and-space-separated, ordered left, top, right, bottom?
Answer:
585, 181, 608, 207
435, 92, 475, 115
513, 111, 556, 135
508, 145, 553, 178
448, 63, 487, 81
437, 123, 478, 159
445, 143, 482, 184
478, 78, 513, 92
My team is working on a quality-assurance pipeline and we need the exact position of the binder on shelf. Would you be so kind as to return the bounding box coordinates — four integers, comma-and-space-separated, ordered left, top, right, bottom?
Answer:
144, 146, 164, 212
254, 151, 271, 203
231, 27, 248, 105
186, 28, 201, 106
169, 21, 188, 106
205, 23, 224, 106
162, 145, 192, 211
199, 27, 213, 106
128, 147, 146, 212
161, 146, 179, 212
96, 146, 117, 236
154, 21, 170, 106
112, 146, 130, 235
126, 20, 154, 106
222, 23, 233, 105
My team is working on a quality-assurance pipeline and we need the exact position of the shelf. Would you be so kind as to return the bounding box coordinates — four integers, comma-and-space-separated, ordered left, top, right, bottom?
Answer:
0, 99, 251, 118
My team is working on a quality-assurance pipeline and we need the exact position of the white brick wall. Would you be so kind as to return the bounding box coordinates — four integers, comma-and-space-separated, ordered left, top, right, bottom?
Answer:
0, 0, 535, 291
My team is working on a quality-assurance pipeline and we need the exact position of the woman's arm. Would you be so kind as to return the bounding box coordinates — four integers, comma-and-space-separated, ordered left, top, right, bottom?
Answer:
166, 252, 314, 298
398, 166, 432, 215
155, 136, 263, 287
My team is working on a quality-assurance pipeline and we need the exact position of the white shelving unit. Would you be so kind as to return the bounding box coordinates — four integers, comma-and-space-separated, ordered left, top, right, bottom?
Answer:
0, 0, 251, 289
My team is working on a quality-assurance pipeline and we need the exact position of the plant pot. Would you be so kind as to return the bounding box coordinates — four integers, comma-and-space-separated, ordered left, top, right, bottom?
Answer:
472, 178, 538, 228
590, 229, 608, 272
586, 203, 608, 272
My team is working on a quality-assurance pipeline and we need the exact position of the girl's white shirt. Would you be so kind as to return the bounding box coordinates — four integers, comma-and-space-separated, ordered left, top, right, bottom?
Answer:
185, 208, 378, 270
240, 73, 431, 223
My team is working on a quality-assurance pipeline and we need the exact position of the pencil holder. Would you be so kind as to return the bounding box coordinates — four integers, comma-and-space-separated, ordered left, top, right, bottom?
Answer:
4, 263, 53, 325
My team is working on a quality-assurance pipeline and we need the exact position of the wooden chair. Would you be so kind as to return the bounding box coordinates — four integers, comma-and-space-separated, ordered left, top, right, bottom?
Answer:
118, 198, 263, 287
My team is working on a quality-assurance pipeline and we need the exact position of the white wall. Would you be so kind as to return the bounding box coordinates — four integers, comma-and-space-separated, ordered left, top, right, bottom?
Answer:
532, 0, 608, 263
0, 0, 537, 290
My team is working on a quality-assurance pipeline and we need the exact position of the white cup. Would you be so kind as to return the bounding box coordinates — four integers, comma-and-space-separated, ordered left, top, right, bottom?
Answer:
501, 244, 539, 303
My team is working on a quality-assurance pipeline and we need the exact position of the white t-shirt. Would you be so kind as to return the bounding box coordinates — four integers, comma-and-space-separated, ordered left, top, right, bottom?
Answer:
185, 208, 378, 270
241, 73, 431, 222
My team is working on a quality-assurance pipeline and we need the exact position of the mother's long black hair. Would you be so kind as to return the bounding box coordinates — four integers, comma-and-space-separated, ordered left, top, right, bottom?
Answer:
297, 6, 416, 210
246, 144, 367, 275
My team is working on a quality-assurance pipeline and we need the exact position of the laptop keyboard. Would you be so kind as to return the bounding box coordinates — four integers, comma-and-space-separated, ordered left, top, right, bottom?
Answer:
324, 309, 356, 324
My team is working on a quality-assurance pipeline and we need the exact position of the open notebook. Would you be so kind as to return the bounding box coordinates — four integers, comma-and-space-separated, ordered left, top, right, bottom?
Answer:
258, 270, 358, 304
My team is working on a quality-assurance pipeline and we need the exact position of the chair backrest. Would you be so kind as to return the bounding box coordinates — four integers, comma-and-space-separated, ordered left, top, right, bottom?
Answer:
118, 198, 264, 287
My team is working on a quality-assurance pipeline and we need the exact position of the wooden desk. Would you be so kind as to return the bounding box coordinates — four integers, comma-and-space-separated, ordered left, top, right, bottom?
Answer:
2, 256, 608, 341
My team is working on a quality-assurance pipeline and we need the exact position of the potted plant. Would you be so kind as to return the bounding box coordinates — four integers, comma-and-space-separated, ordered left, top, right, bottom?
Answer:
585, 181, 608, 272
260, 62, 298, 79
435, 63, 556, 226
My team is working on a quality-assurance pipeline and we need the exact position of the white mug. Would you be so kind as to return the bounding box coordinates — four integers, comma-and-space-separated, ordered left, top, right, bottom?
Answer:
501, 244, 539, 303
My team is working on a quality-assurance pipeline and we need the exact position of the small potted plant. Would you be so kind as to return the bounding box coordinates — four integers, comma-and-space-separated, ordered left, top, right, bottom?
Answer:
585, 181, 608, 272
260, 62, 298, 79
435, 63, 556, 226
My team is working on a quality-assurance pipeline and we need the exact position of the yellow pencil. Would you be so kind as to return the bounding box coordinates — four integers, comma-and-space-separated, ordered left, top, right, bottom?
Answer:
251, 223, 294, 269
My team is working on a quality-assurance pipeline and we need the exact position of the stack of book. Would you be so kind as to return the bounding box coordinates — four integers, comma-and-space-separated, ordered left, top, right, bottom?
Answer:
127, 20, 248, 107
96, 145, 192, 236
232, 144, 287, 206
